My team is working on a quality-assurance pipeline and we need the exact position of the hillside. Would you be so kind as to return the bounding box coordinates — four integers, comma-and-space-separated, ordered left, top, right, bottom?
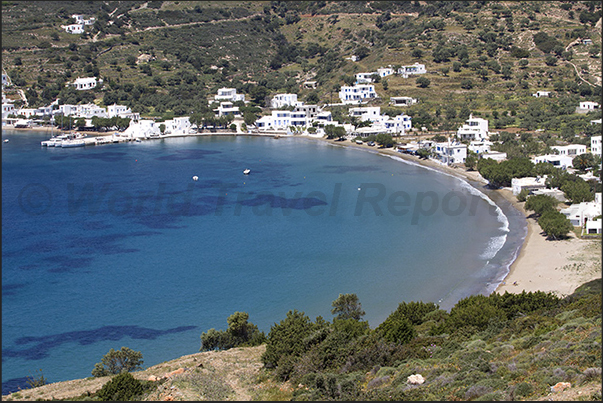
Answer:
1, 278, 601, 401
2, 1, 601, 135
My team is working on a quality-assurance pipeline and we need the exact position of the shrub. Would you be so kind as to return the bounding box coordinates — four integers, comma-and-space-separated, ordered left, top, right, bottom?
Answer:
513, 381, 533, 398
96, 372, 143, 401
262, 310, 316, 369
92, 347, 143, 377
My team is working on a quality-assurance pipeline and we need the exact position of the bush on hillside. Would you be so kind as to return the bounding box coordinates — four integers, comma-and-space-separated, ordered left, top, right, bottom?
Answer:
96, 372, 144, 401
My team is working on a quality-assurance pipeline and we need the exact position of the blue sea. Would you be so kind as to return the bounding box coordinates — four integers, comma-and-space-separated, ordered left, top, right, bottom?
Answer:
1, 129, 526, 394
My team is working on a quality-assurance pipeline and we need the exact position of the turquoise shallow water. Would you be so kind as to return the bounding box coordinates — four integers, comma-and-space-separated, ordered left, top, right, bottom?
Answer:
1, 130, 526, 393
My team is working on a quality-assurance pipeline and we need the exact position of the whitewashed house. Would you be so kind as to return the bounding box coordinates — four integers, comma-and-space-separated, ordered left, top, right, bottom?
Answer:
214, 88, 245, 103
122, 119, 161, 138
270, 93, 302, 109
532, 91, 550, 98
2, 99, 15, 121
591, 136, 601, 156
390, 96, 417, 106
468, 140, 493, 155
107, 104, 131, 118
577, 101, 600, 111
2, 73, 11, 88
62, 24, 84, 34
76, 103, 107, 118
397, 63, 426, 78
355, 72, 377, 83
532, 154, 575, 169
561, 193, 602, 227
511, 176, 548, 196
255, 110, 304, 131
481, 151, 507, 162
72, 77, 102, 90
457, 115, 489, 141
16, 108, 37, 118
295, 104, 319, 120
552, 144, 587, 157
349, 106, 381, 122
338, 84, 378, 104
302, 81, 317, 89
382, 114, 412, 136
162, 117, 192, 135
377, 67, 395, 78
432, 141, 467, 165
314, 111, 333, 124
214, 101, 241, 117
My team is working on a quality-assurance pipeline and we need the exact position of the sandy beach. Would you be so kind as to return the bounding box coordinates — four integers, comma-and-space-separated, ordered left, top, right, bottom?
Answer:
314, 136, 602, 299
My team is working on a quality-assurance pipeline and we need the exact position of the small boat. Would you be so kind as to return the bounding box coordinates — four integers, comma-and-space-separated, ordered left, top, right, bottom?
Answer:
355, 140, 363, 144
192, 176, 199, 181
3, 139, 8, 143
135, 138, 142, 142
243, 169, 251, 175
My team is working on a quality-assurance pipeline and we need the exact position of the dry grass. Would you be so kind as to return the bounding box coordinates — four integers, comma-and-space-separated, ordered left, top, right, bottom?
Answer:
2, 345, 266, 402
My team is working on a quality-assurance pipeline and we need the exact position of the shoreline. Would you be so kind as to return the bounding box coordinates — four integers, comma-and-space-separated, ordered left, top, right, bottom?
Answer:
4, 128, 600, 298
308, 136, 601, 299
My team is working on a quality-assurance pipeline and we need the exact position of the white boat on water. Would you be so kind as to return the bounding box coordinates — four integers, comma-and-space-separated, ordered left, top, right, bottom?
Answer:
3, 139, 8, 143
243, 169, 251, 175
41, 134, 69, 147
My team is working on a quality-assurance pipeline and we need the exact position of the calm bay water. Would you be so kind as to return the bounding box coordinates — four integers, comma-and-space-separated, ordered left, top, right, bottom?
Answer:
1, 129, 526, 393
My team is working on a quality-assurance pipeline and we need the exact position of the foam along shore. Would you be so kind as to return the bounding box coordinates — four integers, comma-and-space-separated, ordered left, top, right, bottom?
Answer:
312, 136, 601, 299
494, 188, 601, 297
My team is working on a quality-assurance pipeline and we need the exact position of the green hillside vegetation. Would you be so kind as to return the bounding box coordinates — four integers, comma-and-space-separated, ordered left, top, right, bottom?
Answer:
6, 279, 600, 401
2, 1, 601, 135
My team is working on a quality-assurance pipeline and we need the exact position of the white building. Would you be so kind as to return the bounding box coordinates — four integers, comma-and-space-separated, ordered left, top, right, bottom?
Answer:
377, 67, 395, 78
456, 115, 489, 141
591, 136, 601, 156
295, 104, 319, 120
349, 106, 381, 122
2, 100, 16, 120
432, 141, 467, 165
338, 84, 378, 104
255, 110, 307, 131
355, 72, 377, 83
62, 24, 84, 34
551, 144, 587, 157
16, 108, 37, 118
72, 77, 102, 90
162, 117, 192, 135
397, 63, 426, 78
106, 104, 138, 120
214, 88, 245, 103
76, 103, 107, 118
468, 140, 493, 155
214, 101, 241, 117
390, 96, 417, 106
577, 101, 600, 111
532, 91, 550, 98
270, 93, 302, 109
532, 154, 574, 169
302, 81, 317, 89
381, 114, 412, 136
511, 176, 548, 196
107, 104, 130, 118
481, 151, 507, 162
560, 193, 602, 228
2, 73, 11, 88
122, 119, 161, 138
